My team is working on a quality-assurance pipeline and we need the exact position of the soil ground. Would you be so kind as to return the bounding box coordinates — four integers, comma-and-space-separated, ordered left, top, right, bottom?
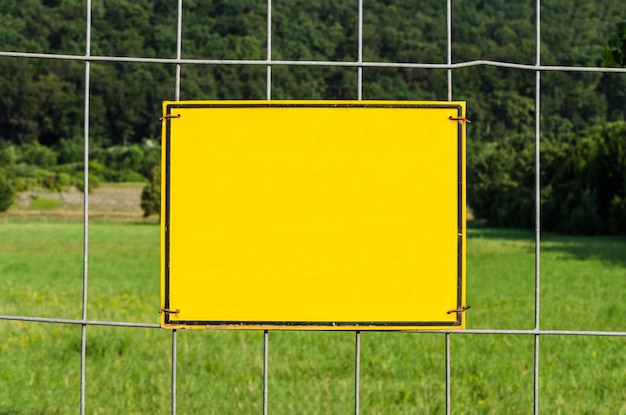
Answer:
4, 183, 153, 222
4, 183, 474, 223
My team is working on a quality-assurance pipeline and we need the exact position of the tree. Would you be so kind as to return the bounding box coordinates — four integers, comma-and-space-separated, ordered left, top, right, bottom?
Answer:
140, 165, 160, 219
602, 21, 626, 67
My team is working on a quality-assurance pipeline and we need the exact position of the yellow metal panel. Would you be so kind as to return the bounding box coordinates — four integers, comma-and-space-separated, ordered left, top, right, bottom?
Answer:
160, 101, 466, 330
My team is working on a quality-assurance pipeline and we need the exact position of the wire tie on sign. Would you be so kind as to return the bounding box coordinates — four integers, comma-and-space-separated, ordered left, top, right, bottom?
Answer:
159, 114, 181, 121
160, 308, 180, 314
447, 305, 471, 315
449, 116, 471, 124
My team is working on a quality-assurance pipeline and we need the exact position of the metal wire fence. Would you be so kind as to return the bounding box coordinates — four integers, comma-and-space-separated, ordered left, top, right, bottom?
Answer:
1, 1, 625, 414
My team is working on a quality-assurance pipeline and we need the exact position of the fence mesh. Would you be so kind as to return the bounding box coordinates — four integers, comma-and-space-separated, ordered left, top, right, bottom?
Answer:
1, 1, 625, 414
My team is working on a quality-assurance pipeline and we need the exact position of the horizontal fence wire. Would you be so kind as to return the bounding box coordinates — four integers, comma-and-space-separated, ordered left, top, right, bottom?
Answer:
1, 50, 626, 73
1, 315, 625, 337
1, 1, 625, 414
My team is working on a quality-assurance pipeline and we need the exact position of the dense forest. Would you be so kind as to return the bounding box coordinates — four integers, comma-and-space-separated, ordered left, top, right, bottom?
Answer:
0, 0, 625, 233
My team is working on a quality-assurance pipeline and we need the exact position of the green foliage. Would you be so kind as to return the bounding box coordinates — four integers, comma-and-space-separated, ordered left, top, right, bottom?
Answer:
468, 133, 536, 229
543, 122, 626, 234
75, 172, 101, 194
1, 0, 623, 147
471, 122, 626, 234
54, 138, 83, 164
41, 172, 71, 192
602, 21, 626, 67
140, 165, 160, 218
91, 143, 160, 182
0, 146, 17, 166
0, 140, 160, 192
0, 0, 624, 234
20, 143, 57, 168
0, 172, 15, 211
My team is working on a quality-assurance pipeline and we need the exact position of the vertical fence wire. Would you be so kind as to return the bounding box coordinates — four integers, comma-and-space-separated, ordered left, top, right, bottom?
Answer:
533, 1, 542, 414
175, 0, 183, 102
354, 331, 361, 415
357, 0, 363, 100
354, 2, 364, 414
446, 0, 452, 102
263, 3, 272, 413
445, 334, 451, 415
172, 329, 178, 415
534, 0, 542, 333
266, 0, 272, 100
445, 2, 453, 413
79, 1, 92, 414
171, 2, 183, 414
263, 330, 269, 415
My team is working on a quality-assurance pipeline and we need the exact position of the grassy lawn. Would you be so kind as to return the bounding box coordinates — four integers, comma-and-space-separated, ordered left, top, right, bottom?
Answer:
0, 221, 624, 414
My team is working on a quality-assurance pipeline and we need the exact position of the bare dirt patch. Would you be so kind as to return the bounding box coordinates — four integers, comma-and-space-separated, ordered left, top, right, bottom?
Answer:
6, 183, 151, 221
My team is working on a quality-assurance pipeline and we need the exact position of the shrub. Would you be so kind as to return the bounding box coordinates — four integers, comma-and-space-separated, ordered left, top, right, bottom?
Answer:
121, 170, 146, 182
75, 173, 101, 194
91, 143, 160, 182
140, 165, 160, 219
0, 146, 16, 167
55, 138, 84, 164
42, 172, 72, 192
19, 143, 58, 168
0, 173, 15, 212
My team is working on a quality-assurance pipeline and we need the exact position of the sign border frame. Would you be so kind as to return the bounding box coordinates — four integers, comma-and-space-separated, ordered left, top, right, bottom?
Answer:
161, 101, 466, 330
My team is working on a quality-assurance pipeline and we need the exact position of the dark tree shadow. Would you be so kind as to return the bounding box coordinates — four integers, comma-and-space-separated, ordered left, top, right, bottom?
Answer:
468, 225, 626, 268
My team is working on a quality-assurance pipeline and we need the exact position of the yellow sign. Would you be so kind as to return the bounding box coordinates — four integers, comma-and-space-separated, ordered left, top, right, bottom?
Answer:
160, 101, 466, 330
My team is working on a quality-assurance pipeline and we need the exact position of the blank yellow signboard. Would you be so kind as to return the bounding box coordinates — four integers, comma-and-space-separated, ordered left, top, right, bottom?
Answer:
160, 101, 466, 330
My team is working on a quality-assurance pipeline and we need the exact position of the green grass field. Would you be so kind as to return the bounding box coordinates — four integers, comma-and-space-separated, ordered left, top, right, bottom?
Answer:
0, 221, 625, 414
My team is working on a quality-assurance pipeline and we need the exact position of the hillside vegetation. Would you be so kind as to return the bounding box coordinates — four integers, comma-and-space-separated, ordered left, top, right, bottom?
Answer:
0, 0, 625, 233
